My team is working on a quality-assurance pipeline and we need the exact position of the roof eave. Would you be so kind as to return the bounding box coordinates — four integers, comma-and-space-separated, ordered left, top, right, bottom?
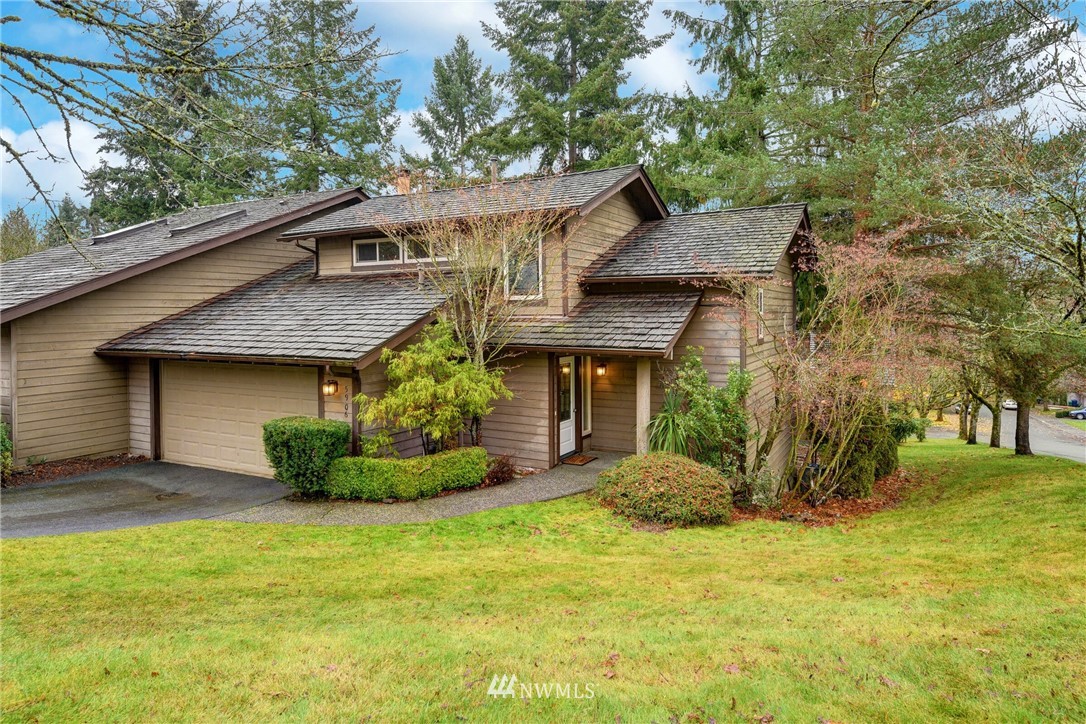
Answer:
2, 188, 367, 322
577, 166, 669, 221
94, 349, 358, 367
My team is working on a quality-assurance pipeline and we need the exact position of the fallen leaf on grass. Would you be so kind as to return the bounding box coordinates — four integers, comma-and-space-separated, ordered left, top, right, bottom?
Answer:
879, 675, 899, 688
723, 664, 741, 674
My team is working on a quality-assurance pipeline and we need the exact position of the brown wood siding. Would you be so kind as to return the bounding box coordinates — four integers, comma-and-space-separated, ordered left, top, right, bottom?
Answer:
7, 218, 333, 465
484, 354, 551, 469
318, 237, 353, 275
128, 358, 152, 457
744, 255, 795, 476
1, 323, 11, 429
589, 356, 638, 453
550, 190, 643, 315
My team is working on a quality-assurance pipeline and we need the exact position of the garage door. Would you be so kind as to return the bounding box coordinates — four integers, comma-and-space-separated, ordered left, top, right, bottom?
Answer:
160, 362, 317, 476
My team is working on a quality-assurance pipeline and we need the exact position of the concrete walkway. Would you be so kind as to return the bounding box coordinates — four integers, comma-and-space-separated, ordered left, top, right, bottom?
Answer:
215, 451, 625, 526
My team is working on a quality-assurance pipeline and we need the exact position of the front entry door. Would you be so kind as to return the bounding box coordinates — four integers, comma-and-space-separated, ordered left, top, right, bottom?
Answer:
558, 356, 577, 456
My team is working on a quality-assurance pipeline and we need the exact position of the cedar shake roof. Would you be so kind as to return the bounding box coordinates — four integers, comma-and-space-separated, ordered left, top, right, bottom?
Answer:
585, 203, 808, 280
0, 188, 361, 319
282, 165, 660, 238
98, 260, 438, 365
509, 291, 702, 356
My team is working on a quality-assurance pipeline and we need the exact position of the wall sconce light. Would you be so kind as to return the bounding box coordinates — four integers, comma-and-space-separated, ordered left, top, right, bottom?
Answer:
595, 362, 607, 377
322, 379, 339, 396
561, 364, 571, 375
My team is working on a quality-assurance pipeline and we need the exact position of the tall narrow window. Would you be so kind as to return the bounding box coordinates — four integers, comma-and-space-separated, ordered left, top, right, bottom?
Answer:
756, 287, 765, 342
506, 236, 543, 299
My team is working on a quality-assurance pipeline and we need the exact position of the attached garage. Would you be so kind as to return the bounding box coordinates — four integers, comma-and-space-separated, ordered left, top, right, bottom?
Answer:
160, 362, 317, 476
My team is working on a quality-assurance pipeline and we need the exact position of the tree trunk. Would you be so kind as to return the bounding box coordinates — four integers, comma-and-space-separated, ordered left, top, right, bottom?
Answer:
990, 394, 1002, 448
958, 397, 969, 440
967, 398, 978, 445
935, 406, 944, 422
1014, 405, 1032, 455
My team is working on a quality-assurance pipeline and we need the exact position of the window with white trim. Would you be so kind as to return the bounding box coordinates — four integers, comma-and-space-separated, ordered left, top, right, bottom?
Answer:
505, 236, 543, 299
756, 287, 765, 342
354, 238, 400, 265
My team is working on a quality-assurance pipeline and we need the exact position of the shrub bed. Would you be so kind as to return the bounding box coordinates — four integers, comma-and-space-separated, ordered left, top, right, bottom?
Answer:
826, 409, 899, 500
326, 447, 488, 501
262, 417, 351, 495
596, 452, 733, 527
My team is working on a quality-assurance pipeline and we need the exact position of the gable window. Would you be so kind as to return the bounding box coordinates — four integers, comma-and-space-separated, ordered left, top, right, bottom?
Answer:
354, 238, 400, 265
505, 236, 543, 299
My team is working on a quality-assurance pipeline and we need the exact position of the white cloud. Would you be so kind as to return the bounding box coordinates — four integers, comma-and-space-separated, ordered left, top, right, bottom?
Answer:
1, 119, 119, 212
391, 107, 427, 158
627, 40, 708, 95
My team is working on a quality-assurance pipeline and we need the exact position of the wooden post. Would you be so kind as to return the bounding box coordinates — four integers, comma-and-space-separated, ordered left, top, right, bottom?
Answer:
636, 357, 650, 455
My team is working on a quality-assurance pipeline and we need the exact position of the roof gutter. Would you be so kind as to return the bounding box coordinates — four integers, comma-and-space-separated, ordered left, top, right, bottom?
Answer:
94, 349, 358, 367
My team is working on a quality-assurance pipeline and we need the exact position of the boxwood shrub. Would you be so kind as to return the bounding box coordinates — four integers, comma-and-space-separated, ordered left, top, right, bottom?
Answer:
326, 447, 488, 501
262, 416, 351, 494
596, 452, 733, 527
826, 408, 899, 499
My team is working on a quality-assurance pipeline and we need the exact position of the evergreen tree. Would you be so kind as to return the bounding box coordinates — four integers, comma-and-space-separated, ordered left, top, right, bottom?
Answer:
0, 208, 42, 261
658, 0, 1075, 238
260, 0, 400, 192
480, 0, 668, 172
41, 195, 95, 247
85, 0, 266, 228
409, 35, 503, 181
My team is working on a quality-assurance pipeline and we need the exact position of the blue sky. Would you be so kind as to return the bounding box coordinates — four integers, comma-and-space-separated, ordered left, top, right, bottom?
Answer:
2, 0, 1083, 218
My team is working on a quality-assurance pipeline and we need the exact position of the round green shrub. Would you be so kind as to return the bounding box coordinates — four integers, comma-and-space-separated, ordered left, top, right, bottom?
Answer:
596, 452, 733, 527
262, 416, 351, 495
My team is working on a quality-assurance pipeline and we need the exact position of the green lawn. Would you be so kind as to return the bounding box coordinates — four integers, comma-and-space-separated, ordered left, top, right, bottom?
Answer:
1060, 417, 1086, 431
2, 441, 1084, 722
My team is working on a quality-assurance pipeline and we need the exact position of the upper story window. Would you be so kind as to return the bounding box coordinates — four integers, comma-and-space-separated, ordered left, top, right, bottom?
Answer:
354, 238, 400, 265
505, 236, 543, 299
756, 287, 765, 342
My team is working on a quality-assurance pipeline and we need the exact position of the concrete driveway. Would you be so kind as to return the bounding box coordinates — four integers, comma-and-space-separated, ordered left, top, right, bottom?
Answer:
0, 462, 289, 539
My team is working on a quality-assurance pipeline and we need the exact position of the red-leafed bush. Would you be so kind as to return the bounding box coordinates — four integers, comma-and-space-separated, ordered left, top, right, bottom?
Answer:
596, 452, 733, 527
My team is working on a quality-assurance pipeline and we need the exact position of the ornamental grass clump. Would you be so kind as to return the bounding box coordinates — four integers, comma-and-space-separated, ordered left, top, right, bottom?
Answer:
596, 452, 733, 527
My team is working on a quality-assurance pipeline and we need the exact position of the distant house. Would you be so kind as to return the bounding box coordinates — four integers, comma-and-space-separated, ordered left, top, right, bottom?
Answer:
1, 166, 808, 478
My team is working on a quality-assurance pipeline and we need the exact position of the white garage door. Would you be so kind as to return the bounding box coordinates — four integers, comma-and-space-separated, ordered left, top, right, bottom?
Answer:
160, 362, 317, 476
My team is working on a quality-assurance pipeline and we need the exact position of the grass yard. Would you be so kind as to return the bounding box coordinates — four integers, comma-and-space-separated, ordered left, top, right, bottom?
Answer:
2, 441, 1084, 722
1060, 417, 1086, 431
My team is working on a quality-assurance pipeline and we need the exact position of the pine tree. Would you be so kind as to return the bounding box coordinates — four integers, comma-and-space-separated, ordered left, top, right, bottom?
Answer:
0, 208, 42, 261
41, 195, 95, 247
480, 0, 668, 172
85, 0, 266, 228
657, 0, 1075, 238
409, 35, 503, 181
260, 0, 400, 192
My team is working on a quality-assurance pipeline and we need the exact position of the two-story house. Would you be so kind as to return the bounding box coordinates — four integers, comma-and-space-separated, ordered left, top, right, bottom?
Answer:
3, 165, 807, 478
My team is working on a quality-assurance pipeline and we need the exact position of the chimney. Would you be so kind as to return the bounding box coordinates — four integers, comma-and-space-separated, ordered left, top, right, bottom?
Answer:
394, 167, 411, 195
490, 156, 499, 186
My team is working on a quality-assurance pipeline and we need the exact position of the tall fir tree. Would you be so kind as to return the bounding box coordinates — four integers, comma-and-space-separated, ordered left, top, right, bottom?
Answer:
480, 0, 668, 172
409, 35, 503, 182
40, 195, 95, 247
85, 0, 266, 228
657, 0, 1075, 240
260, 0, 400, 192
0, 208, 42, 261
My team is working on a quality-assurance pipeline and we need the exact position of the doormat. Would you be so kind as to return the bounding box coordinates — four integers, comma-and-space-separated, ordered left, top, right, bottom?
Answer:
563, 454, 597, 466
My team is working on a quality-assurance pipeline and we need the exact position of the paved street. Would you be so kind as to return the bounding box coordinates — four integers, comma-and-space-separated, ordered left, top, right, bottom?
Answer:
932, 408, 1085, 464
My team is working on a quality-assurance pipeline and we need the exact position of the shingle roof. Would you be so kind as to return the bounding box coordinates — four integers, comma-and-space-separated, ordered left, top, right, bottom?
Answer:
0, 188, 358, 316
282, 165, 644, 238
510, 291, 702, 355
585, 203, 807, 280
98, 260, 438, 364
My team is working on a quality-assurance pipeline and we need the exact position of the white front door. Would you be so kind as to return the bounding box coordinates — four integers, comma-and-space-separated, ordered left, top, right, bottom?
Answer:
559, 356, 577, 456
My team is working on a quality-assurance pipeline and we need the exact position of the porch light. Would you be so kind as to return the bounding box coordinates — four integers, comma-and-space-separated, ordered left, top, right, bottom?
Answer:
322, 379, 339, 396
596, 362, 607, 377
561, 365, 571, 375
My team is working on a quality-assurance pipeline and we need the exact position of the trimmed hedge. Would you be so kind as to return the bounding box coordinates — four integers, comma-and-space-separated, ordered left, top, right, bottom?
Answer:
326, 447, 488, 501
596, 452, 733, 527
263, 416, 351, 494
